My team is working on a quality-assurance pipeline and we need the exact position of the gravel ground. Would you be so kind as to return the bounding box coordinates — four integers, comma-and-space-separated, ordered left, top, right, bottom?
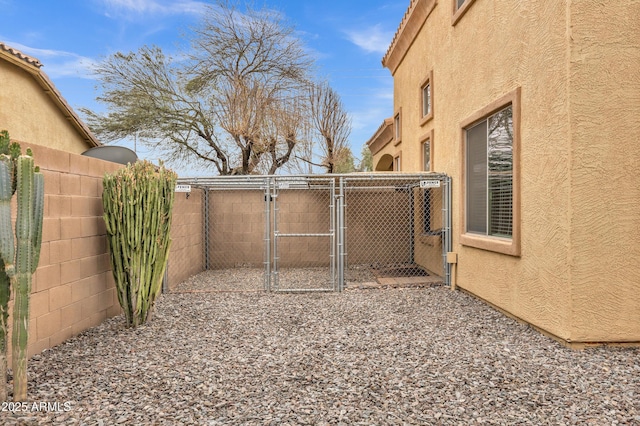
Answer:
2, 270, 639, 425
172, 266, 381, 292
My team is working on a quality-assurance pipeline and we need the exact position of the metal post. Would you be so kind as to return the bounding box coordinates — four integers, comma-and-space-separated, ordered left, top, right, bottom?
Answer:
337, 177, 345, 292
409, 184, 415, 264
272, 179, 279, 291
203, 189, 210, 271
330, 177, 336, 291
264, 178, 271, 292
443, 176, 452, 288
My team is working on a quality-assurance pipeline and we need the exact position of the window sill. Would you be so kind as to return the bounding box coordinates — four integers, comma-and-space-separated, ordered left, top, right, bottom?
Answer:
394, 138, 402, 146
419, 113, 434, 127
460, 232, 520, 257
419, 230, 442, 247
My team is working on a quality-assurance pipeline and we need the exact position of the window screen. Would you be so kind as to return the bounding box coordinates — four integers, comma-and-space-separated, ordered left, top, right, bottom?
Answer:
465, 106, 513, 238
466, 120, 487, 234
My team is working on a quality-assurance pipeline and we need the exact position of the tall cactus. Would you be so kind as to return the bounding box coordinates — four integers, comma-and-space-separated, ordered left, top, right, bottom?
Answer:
0, 153, 12, 403
103, 160, 176, 327
0, 130, 43, 402
0, 130, 19, 402
11, 154, 43, 401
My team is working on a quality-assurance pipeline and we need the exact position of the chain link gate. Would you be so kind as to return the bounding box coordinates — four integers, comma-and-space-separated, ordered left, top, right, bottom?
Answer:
270, 176, 339, 292
169, 174, 451, 292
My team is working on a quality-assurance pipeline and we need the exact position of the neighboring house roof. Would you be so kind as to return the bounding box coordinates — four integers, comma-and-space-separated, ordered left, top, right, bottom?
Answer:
382, 0, 437, 75
366, 117, 394, 155
0, 42, 100, 148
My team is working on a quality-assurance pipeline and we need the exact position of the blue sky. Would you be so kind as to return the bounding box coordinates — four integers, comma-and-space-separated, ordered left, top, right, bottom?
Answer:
1, 0, 407, 173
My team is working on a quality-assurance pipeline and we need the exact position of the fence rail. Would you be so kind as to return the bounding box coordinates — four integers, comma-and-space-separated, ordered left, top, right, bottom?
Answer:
168, 173, 451, 292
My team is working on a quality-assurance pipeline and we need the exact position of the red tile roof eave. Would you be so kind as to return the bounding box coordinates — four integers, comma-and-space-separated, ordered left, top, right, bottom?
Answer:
366, 118, 394, 156
0, 42, 42, 68
381, 0, 437, 74
382, 0, 419, 67
0, 42, 101, 148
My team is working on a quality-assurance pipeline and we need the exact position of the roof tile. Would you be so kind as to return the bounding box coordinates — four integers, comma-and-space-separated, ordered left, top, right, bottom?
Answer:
0, 41, 43, 68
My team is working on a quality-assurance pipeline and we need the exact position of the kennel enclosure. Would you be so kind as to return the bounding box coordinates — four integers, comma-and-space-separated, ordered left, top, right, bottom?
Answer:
168, 174, 452, 292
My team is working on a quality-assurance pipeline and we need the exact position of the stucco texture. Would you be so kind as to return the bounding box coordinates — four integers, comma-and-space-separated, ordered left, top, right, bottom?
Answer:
379, 0, 640, 343
567, 1, 640, 342
0, 60, 93, 154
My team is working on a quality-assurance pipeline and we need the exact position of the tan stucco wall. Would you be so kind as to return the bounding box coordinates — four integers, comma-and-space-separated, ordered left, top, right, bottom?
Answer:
167, 188, 205, 290
0, 61, 93, 154
379, 0, 640, 343
567, 1, 640, 342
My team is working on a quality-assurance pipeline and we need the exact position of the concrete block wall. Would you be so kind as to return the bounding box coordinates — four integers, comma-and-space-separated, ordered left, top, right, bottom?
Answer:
166, 188, 205, 290
208, 190, 266, 268
344, 190, 413, 265
203, 188, 417, 270
7, 143, 123, 359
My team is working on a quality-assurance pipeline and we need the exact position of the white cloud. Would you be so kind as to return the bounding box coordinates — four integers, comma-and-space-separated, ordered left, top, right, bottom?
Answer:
3, 41, 98, 79
99, 0, 208, 17
344, 24, 394, 55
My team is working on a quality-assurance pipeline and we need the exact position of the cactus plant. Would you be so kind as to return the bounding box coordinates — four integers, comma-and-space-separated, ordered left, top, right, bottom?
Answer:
11, 154, 43, 401
0, 130, 19, 402
0, 261, 9, 402
0, 131, 44, 402
103, 160, 176, 327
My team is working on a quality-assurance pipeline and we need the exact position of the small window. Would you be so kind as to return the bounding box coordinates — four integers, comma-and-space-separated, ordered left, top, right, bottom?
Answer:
393, 109, 402, 144
393, 155, 401, 171
422, 84, 431, 117
461, 88, 520, 256
423, 139, 431, 171
419, 71, 434, 126
420, 130, 433, 172
422, 189, 433, 235
452, 0, 478, 25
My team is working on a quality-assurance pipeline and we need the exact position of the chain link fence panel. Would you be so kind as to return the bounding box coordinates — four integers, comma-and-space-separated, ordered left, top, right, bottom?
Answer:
166, 174, 451, 293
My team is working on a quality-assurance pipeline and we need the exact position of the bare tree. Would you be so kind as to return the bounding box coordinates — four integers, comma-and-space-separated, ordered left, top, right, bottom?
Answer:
82, 1, 316, 175
305, 82, 352, 173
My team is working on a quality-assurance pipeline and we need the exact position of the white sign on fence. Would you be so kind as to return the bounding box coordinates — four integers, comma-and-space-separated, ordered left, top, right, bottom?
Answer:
175, 184, 192, 193
420, 179, 441, 188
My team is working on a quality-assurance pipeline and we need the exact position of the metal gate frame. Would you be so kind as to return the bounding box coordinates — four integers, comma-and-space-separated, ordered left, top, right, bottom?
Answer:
269, 176, 338, 293
175, 173, 452, 292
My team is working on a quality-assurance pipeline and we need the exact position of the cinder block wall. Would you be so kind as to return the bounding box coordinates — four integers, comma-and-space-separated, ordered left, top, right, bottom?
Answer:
204, 188, 417, 269
208, 189, 266, 268
7, 143, 123, 359
344, 190, 413, 265
166, 188, 205, 290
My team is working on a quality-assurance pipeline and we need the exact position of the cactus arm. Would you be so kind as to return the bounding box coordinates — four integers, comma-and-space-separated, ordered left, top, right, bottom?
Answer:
30, 171, 44, 273
0, 131, 8, 155
12, 155, 35, 402
0, 260, 9, 402
0, 156, 15, 276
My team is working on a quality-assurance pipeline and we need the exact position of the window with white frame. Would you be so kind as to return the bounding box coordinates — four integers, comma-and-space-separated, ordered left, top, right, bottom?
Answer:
466, 105, 513, 238
394, 111, 401, 143
423, 139, 431, 171
420, 71, 434, 125
422, 83, 431, 117
393, 155, 401, 171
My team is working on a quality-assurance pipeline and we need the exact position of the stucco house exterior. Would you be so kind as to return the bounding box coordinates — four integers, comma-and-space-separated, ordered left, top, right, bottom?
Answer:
0, 42, 100, 152
367, 0, 640, 346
